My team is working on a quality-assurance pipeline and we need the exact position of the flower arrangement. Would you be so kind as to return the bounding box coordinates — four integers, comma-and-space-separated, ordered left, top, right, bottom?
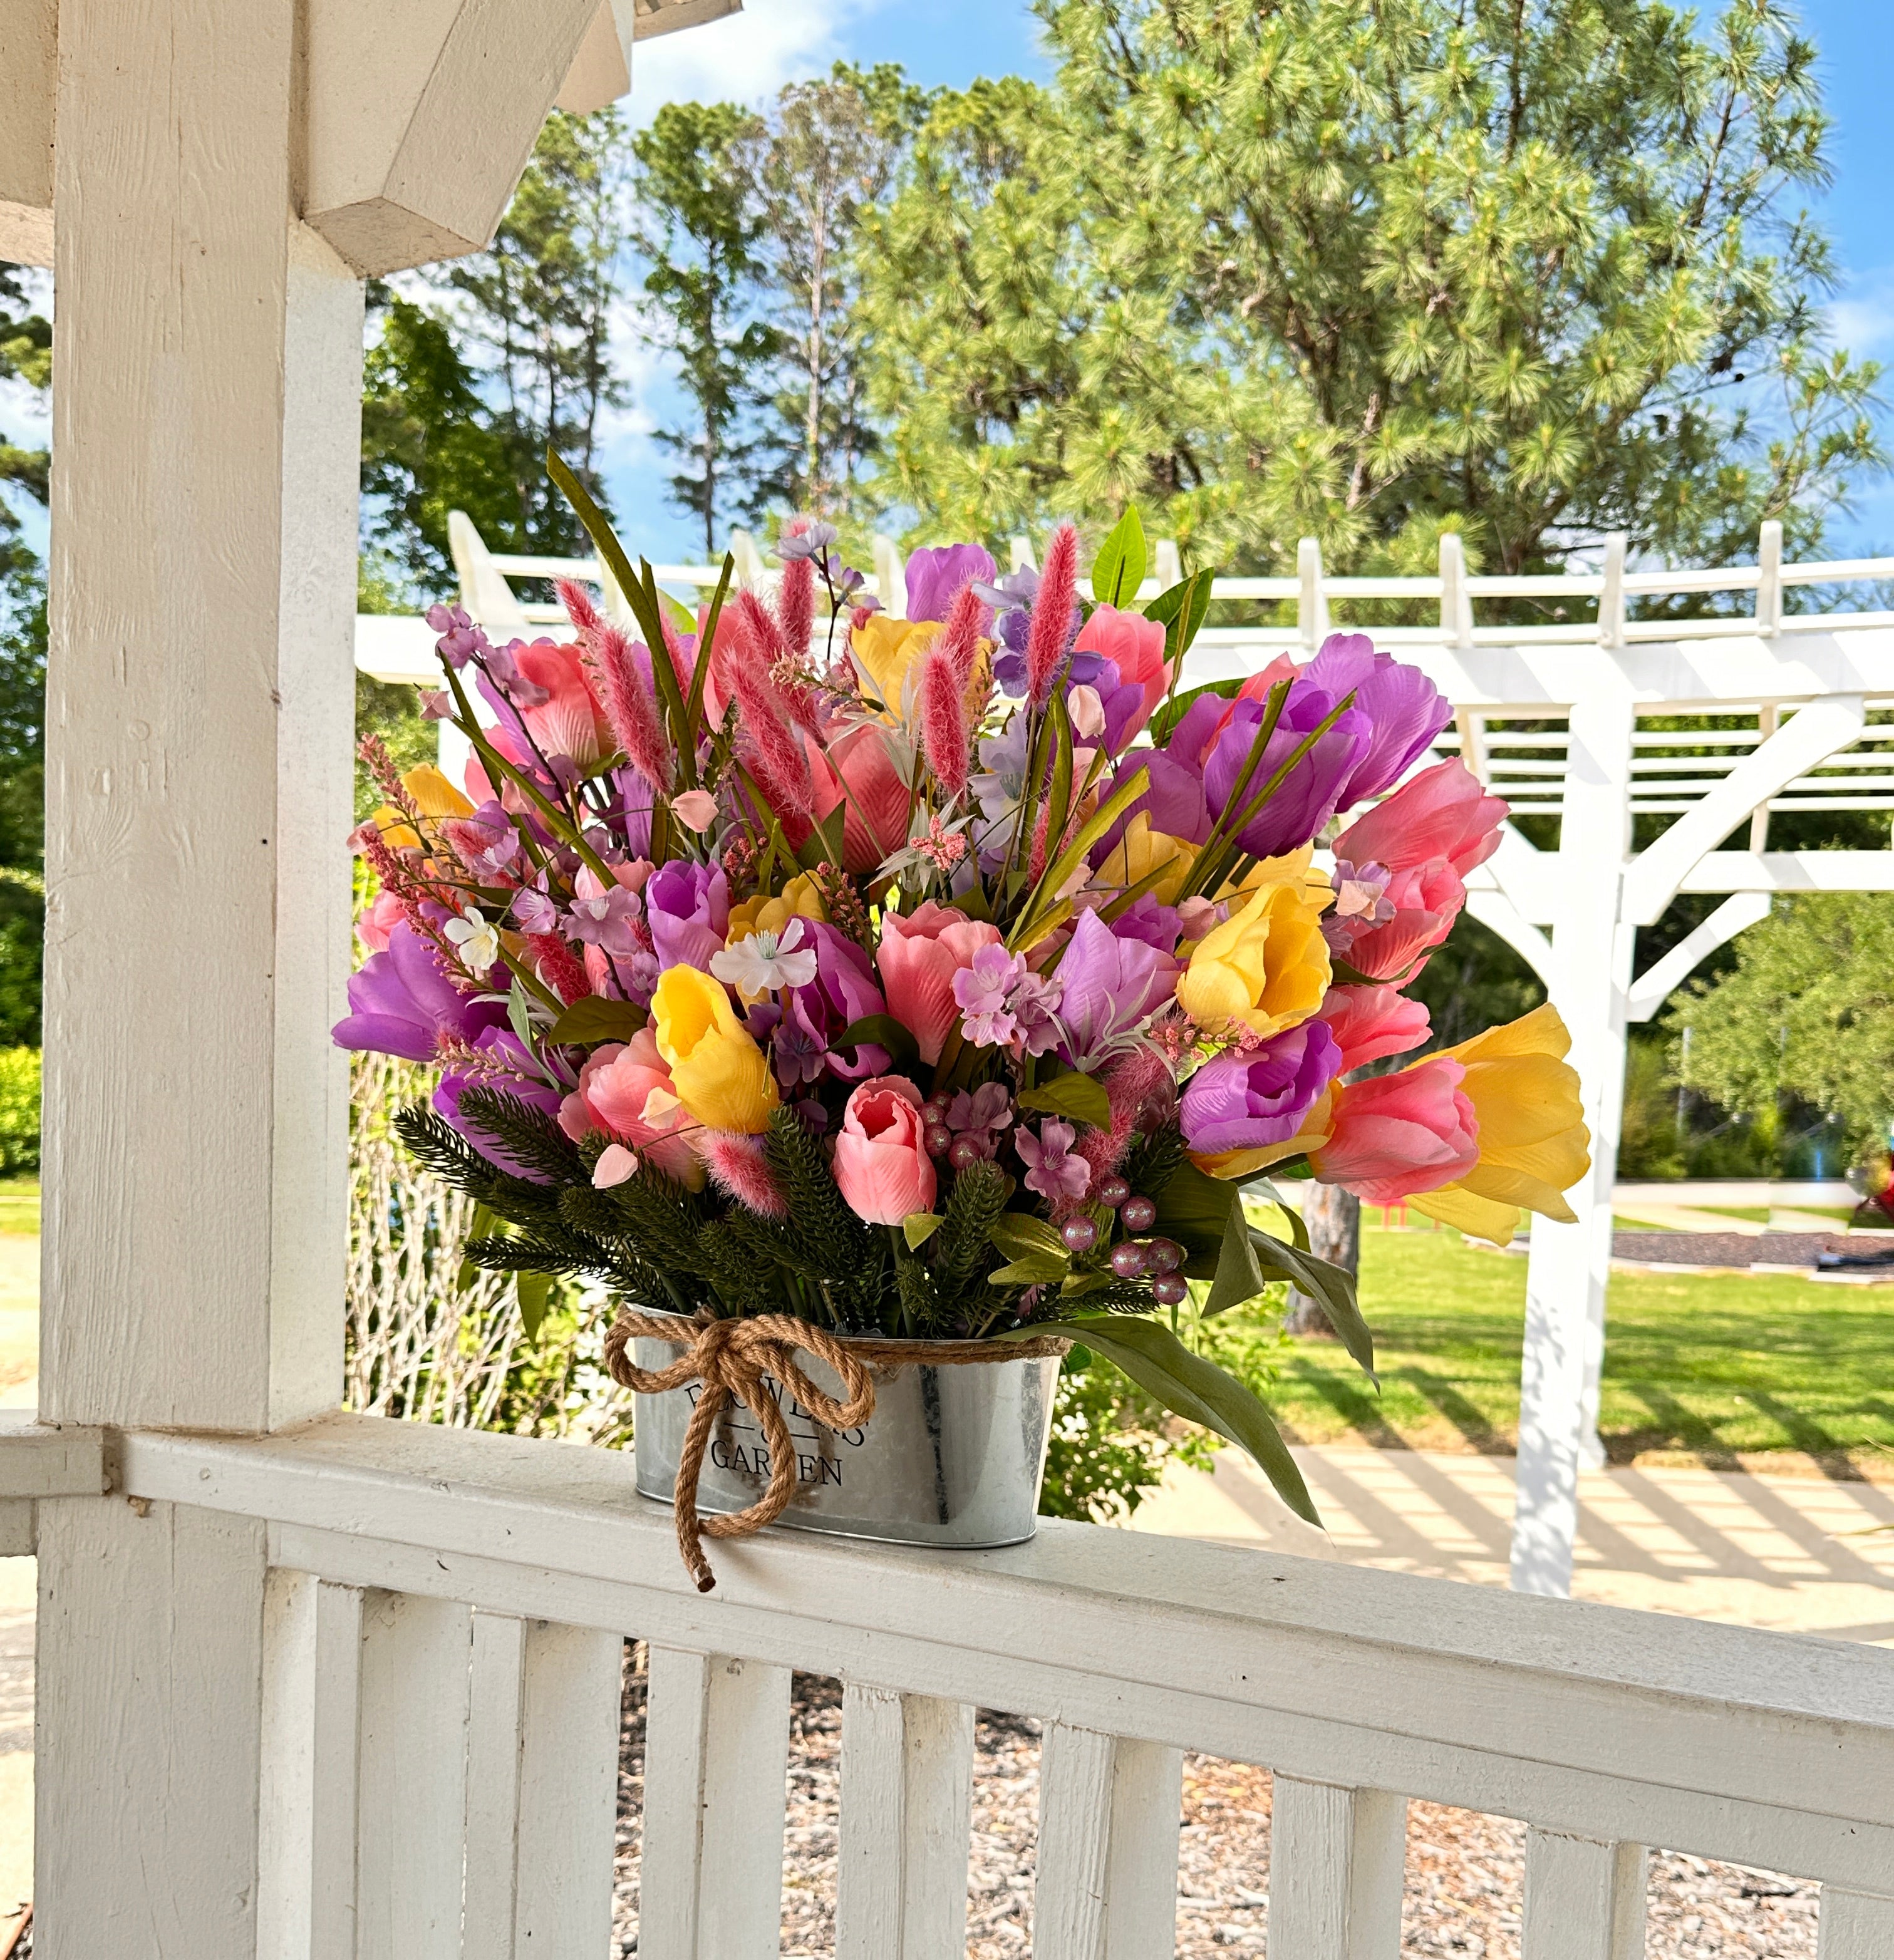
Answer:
336, 465, 1590, 1546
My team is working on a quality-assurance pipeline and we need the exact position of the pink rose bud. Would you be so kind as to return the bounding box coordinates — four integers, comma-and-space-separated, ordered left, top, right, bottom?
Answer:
671, 788, 718, 833
831, 1076, 938, 1225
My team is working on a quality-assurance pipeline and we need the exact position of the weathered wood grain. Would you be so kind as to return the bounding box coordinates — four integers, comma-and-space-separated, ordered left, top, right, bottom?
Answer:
1269, 1777, 1405, 1960
1521, 1828, 1647, 1960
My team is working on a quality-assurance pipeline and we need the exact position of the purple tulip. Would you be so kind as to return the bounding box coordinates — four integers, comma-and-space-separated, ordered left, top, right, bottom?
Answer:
1202, 684, 1372, 861
1301, 633, 1450, 806
644, 860, 729, 973
904, 543, 998, 624
1181, 1021, 1343, 1155
331, 922, 507, 1063
435, 1028, 568, 1180
1106, 891, 1183, 955
1053, 908, 1180, 1067
779, 922, 892, 1082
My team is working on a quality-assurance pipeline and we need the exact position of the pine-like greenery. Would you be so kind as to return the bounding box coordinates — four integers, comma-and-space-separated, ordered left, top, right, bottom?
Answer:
393, 1091, 1188, 1338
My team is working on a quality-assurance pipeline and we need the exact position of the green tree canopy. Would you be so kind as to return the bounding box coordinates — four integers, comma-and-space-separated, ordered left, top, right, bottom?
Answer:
1665, 894, 1894, 1167
856, 0, 1882, 570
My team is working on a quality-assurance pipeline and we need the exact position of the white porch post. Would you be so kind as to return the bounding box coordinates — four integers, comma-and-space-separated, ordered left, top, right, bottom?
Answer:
1509, 675, 1636, 1598
36, 0, 361, 1947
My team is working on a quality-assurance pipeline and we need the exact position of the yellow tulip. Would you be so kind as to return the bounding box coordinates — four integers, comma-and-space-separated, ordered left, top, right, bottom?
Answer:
851, 616, 941, 716
1093, 813, 1199, 906
372, 765, 474, 852
1409, 1004, 1591, 1246
651, 966, 779, 1135
1176, 850, 1332, 1038
726, 872, 829, 943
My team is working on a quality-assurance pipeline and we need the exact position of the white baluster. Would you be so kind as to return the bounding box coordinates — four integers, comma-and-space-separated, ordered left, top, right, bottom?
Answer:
836, 1685, 975, 1960
1037, 1723, 1184, 1960
1268, 1777, 1405, 1960
259, 1573, 362, 1960
462, 1612, 527, 1960
1757, 517, 1784, 638
1521, 1827, 1646, 1960
512, 1621, 624, 1956
355, 1592, 474, 1960
639, 1646, 792, 1960
872, 534, 909, 619
1819, 1887, 1894, 1959
1298, 537, 1330, 648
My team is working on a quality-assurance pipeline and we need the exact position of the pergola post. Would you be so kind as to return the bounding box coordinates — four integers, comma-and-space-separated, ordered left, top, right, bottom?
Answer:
35, 1, 362, 1946
1509, 654, 1637, 1597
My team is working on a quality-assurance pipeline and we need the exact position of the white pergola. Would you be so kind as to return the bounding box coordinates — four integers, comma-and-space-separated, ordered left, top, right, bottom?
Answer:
9, 7, 1894, 1947
380, 519, 1894, 1602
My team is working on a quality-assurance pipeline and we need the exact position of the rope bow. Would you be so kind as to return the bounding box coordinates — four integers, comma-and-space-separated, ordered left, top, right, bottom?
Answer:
604, 1310, 1067, 1591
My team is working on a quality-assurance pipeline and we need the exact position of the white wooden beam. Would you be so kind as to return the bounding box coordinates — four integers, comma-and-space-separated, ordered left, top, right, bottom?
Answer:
1820, 1887, 1894, 1957
1625, 892, 1771, 1022
0, 0, 53, 266
1521, 1829, 1645, 1960
557, 1, 637, 114
836, 1686, 975, 1960
450, 508, 532, 632
1298, 538, 1330, 648
303, 0, 602, 276
1621, 696, 1867, 924
1757, 520, 1784, 639
1440, 533, 1476, 650
1035, 1724, 1183, 1960
873, 534, 909, 618
1268, 1777, 1406, 1960
1682, 849, 1894, 894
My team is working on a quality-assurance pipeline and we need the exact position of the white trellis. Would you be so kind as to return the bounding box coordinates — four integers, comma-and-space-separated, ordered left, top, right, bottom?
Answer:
10, 3, 1894, 1946
381, 518, 1894, 1601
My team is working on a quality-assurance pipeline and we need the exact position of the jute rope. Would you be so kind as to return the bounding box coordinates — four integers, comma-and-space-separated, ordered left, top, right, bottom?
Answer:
604, 1310, 1067, 1591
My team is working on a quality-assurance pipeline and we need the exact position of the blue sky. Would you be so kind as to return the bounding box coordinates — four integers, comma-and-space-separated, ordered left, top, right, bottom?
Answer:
616, 0, 1894, 564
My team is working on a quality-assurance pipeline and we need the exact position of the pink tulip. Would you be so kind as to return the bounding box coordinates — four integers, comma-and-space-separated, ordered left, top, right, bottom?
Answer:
1345, 860, 1467, 982
1334, 758, 1506, 876
1318, 984, 1431, 1073
356, 887, 405, 956
876, 902, 1004, 1064
828, 723, 913, 875
557, 1029, 701, 1187
1072, 603, 1172, 749
509, 639, 614, 772
1310, 1058, 1478, 1204
832, 1076, 937, 1225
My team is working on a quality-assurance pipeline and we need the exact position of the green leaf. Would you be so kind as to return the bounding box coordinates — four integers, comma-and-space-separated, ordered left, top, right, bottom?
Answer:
516, 1270, 551, 1341
1045, 687, 1075, 867
1017, 1071, 1112, 1129
990, 1213, 1068, 1262
990, 1254, 1069, 1286
1143, 565, 1214, 665
903, 1211, 943, 1251
836, 1014, 922, 1069
1204, 1186, 1270, 1318
1012, 1314, 1319, 1525
1246, 1228, 1377, 1384
1010, 765, 1149, 949
507, 981, 533, 1048
683, 554, 734, 755
1091, 505, 1148, 607
1153, 1156, 1242, 1275
548, 996, 649, 1046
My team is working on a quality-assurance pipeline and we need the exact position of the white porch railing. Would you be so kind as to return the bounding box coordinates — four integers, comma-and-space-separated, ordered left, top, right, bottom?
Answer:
14, 1408, 1893, 1956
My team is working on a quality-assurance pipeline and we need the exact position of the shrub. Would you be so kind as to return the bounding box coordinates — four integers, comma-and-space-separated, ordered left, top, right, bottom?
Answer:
0, 1048, 38, 1175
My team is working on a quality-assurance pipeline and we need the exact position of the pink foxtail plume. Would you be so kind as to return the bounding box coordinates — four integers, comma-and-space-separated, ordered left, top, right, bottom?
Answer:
557, 578, 604, 636
938, 580, 991, 697
586, 622, 673, 793
779, 554, 815, 660
1025, 522, 1079, 706
734, 587, 821, 734
527, 934, 593, 1006
918, 647, 971, 798
1068, 1046, 1175, 1206
657, 607, 696, 699
730, 619, 815, 837
702, 1131, 788, 1219
733, 588, 788, 667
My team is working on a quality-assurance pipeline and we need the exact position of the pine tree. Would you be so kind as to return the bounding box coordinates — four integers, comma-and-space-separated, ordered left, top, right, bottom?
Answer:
855, 0, 1884, 575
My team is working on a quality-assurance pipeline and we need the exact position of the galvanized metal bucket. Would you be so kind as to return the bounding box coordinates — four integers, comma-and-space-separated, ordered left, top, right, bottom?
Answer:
630, 1319, 1063, 1550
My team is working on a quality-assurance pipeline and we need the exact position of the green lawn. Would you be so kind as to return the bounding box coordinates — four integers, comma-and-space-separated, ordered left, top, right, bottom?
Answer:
1270, 1223, 1894, 1470
0, 1182, 37, 1237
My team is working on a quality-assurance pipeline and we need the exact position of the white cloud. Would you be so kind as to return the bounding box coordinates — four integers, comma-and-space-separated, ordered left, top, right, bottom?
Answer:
1826, 263, 1894, 359
627, 0, 882, 122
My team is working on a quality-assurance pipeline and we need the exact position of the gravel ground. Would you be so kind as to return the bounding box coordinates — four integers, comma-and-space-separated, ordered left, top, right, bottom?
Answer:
611, 1651, 1821, 1957
1613, 1229, 1894, 1271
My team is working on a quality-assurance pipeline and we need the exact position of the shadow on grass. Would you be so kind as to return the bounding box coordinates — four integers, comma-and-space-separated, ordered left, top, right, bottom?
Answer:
1603, 1379, 1746, 1473
1280, 1356, 1410, 1450
1397, 1368, 1510, 1455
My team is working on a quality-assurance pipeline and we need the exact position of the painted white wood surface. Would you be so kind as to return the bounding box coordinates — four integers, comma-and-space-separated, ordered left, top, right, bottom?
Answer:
512, 1620, 624, 1956
0, 0, 53, 264
1102, 1736, 1184, 1960
355, 1591, 474, 1960
1268, 1777, 1405, 1960
639, 1645, 792, 1959
259, 1574, 363, 1960
42, 0, 361, 1436
36, 1496, 270, 1958
1036, 1722, 1117, 1960
1520, 1828, 1646, 1960
1818, 1886, 1894, 1958
836, 1685, 975, 1960
0, 1415, 106, 1497
463, 1611, 528, 1960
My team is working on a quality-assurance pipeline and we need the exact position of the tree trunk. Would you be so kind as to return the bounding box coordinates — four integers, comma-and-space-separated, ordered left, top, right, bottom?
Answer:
1285, 1184, 1358, 1337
